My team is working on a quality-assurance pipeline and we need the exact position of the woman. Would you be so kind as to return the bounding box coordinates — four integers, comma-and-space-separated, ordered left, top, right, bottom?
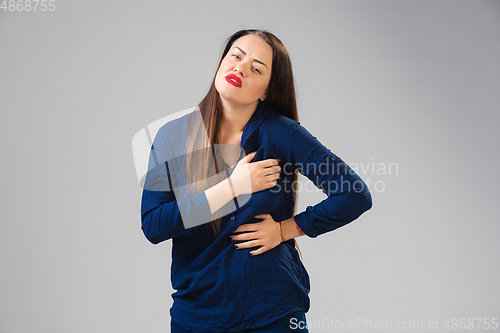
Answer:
141, 29, 372, 332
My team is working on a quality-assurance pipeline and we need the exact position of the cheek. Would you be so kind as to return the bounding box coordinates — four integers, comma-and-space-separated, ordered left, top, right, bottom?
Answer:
215, 67, 224, 81
255, 81, 270, 95
215, 62, 233, 89
214, 70, 225, 92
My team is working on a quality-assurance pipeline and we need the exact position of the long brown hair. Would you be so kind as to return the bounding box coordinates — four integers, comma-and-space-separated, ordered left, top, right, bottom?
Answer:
185, 29, 302, 257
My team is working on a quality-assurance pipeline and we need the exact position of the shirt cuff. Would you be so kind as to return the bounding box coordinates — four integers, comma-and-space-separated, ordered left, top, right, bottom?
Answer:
294, 205, 328, 239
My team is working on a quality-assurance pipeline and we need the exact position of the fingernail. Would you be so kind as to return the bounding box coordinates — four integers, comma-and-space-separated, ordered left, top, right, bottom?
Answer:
234, 244, 239, 249
229, 237, 234, 241
249, 252, 254, 256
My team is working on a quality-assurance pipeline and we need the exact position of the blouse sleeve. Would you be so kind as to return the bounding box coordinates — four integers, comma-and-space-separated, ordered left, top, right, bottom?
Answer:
140, 126, 213, 244
289, 121, 372, 238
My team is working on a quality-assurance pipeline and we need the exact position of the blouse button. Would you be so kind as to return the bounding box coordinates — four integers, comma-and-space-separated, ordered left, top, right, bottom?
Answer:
362, 192, 367, 197
231, 216, 235, 220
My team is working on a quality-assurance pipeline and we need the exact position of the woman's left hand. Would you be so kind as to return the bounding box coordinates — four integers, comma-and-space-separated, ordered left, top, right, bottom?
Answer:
230, 214, 282, 256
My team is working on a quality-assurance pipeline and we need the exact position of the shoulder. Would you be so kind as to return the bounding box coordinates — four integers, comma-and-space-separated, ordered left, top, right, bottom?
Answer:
263, 110, 299, 132
259, 110, 301, 161
150, 107, 202, 158
156, 107, 198, 140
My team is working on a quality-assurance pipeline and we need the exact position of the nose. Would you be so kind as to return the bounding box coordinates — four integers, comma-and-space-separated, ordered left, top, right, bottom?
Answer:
234, 65, 244, 77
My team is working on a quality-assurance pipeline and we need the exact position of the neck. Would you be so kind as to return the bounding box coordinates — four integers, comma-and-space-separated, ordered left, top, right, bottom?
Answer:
219, 98, 259, 141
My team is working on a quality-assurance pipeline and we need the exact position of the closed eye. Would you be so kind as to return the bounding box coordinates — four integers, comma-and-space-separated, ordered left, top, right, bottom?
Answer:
253, 67, 262, 74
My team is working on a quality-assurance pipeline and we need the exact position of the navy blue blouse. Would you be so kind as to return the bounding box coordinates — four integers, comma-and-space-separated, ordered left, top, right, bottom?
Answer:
140, 104, 372, 332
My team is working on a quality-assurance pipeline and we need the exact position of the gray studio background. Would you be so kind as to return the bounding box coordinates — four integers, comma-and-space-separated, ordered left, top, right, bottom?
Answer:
1, 0, 499, 332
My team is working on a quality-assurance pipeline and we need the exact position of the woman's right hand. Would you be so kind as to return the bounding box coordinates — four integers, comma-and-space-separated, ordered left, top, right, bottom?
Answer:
229, 151, 281, 196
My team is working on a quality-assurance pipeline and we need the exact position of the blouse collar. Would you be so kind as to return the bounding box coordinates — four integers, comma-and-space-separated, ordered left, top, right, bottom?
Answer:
240, 103, 273, 148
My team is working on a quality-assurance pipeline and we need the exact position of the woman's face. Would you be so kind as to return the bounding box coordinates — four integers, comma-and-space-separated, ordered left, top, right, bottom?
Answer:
215, 34, 273, 109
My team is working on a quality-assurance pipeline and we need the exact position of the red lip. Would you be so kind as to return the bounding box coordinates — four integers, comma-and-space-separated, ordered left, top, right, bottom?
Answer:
225, 74, 242, 87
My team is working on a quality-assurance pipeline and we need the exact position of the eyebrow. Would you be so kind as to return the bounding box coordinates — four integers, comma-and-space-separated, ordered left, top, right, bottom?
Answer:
234, 47, 268, 69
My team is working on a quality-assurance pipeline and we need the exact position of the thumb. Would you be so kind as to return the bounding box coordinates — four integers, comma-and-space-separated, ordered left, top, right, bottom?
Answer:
244, 151, 257, 163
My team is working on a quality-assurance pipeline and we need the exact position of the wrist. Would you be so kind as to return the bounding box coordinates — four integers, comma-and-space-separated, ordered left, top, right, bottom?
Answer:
281, 216, 304, 241
279, 221, 284, 243
280, 218, 291, 242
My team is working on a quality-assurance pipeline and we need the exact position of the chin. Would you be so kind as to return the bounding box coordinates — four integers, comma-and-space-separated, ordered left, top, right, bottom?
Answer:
215, 82, 233, 99
217, 87, 241, 104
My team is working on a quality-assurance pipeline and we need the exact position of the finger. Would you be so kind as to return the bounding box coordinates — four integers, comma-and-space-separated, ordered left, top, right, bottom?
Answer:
264, 167, 281, 176
264, 176, 279, 187
269, 173, 280, 182
254, 214, 270, 219
254, 159, 279, 168
233, 225, 244, 233
234, 239, 259, 249
233, 224, 258, 233
249, 247, 266, 256
232, 231, 259, 241
266, 159, 280, 168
